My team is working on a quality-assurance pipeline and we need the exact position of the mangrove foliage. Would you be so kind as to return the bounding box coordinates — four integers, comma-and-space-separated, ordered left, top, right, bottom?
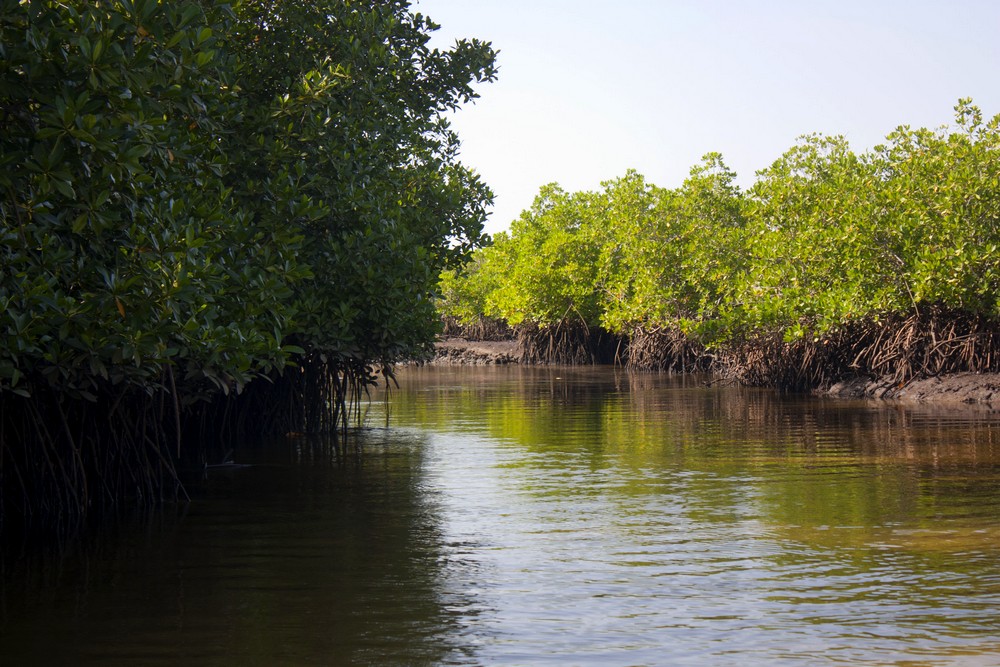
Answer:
439, 101, 1000, 383
0, 0, 496, 531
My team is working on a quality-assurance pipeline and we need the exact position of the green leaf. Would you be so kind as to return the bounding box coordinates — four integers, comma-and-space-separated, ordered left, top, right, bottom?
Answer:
54, 179, 76, 199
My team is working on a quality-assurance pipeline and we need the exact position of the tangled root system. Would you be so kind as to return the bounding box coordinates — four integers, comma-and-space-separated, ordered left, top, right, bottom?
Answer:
517, 320, 622, 365
625, 326, 710, 373
442, 316, 513, 341
721, 306, 1000, 390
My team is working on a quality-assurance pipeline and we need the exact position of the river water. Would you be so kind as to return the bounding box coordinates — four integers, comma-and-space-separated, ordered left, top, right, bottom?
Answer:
3, 366, 1000, 665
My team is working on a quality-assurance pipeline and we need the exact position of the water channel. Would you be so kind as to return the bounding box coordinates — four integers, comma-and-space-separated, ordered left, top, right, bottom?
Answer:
3, 366, 1000, 665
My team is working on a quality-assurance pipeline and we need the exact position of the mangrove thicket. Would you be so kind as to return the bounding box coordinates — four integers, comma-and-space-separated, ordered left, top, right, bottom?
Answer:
439, 100, 1000, 388
0, 0, 496, 532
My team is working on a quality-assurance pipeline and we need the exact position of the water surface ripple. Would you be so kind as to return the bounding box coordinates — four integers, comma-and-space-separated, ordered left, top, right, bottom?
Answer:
389, 367, 1000, 665
2, 366, 1000, 665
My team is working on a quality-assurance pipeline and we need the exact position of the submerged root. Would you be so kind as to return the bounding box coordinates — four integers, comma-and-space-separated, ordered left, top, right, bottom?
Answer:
719, 306, 1000, 391
1, 351, 380, 538
718, 335, 852, 392
218, 352, 381, 439
844, 307, 1000, 384
503, 307, 1000, 389
1, 385, 189, 538
625, 326, 710, 372
517, 320, 622, 365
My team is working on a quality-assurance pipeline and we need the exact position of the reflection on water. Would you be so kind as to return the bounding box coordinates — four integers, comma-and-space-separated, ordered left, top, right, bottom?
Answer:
3, 365, 1000, 665
0, 433, 470, 666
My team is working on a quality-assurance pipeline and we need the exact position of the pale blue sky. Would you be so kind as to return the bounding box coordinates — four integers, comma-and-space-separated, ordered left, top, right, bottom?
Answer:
414, 0, 1000, 235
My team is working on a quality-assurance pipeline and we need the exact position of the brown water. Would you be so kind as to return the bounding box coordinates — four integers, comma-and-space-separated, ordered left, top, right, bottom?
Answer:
3, 366, 1000, 665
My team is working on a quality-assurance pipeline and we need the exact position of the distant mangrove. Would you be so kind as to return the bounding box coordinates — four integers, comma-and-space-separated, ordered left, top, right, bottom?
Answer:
439, 100, 1000, 387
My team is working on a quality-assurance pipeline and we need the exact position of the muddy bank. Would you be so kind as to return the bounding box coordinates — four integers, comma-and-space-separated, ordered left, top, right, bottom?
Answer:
821, 372, 1000, 406
430, 337, 519, 365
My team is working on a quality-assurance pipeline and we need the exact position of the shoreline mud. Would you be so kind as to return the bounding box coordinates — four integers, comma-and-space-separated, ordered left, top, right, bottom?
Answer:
431, 337, 520, 365
819, 372, 1000, 407
430, 338, 1000, 407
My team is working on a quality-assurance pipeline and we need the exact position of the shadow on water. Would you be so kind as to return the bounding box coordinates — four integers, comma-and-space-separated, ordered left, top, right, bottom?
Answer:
0, 430, 481, 666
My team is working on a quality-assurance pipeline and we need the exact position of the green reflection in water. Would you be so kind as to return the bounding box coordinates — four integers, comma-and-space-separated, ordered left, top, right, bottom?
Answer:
378, 366, 1000, 556
372, 366, 1000, 663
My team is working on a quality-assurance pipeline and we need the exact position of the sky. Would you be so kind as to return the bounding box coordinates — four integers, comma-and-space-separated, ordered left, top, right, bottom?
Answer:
413, 0, 1000, 236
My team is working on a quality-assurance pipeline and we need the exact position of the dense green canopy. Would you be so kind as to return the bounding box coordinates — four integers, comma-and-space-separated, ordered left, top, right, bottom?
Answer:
0, 0, 498, 528
0, 0, 496, 400
441, 101, 1000, 350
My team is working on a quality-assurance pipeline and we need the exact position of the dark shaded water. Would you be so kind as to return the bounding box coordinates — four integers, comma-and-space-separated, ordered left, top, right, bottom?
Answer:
3, 366, 1000, 665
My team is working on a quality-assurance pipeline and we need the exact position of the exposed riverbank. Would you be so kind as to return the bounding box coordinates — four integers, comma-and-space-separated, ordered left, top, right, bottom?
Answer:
432, 337, 1000, 407
820, 372, 1000, 406
431, 337, 519, 365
